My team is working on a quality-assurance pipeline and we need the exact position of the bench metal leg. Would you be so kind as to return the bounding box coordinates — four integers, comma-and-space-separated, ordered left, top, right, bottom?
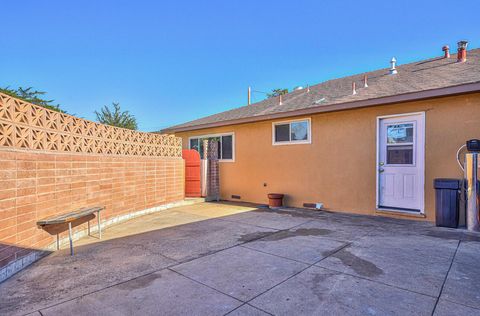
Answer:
56, 234, 60, 250
97, 211, 102, 239
68, 222, 74, 256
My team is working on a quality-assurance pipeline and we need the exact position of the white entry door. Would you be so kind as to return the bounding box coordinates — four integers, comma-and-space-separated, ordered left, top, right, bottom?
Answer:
377, 113, 425, 213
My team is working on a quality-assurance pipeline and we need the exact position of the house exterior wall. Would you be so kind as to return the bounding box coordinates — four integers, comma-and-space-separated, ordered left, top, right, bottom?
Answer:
176, 93, 480, 222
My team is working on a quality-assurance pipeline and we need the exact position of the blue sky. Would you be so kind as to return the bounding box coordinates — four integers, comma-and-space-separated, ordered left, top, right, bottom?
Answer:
1, 0, 479, 131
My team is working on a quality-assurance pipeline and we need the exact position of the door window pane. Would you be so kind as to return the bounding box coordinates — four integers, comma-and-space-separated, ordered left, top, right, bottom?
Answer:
387, 145, 413, 164
387, 123, 414, 144
290, 121, 308, 141
221, 135, 233, 160
275, 124, 290, 142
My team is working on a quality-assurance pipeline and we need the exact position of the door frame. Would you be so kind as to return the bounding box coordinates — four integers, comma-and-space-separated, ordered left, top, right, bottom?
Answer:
375, 112, 426, 214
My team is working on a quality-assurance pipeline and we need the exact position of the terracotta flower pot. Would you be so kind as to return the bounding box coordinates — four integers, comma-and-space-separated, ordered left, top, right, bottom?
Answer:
268, 193, 284, 208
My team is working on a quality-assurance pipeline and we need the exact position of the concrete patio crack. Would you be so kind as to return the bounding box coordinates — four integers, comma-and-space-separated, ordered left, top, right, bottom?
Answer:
440, 297, 480, 312
431, 239, 461, 316
223, 303, 274, 316
318, 265, 438, 299
240, 242, 353, 308
167, 268, 244, 303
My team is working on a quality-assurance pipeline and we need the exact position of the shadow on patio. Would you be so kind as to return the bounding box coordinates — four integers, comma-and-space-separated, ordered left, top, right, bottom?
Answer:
0, 202, 274, 315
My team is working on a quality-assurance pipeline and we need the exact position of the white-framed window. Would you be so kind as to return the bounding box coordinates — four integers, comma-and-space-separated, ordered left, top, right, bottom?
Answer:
188, 132, 235, 161
272, 118, 311, 145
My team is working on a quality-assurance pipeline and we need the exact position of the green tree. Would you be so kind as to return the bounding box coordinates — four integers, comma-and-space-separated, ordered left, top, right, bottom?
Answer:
0, 86, 66, 113
267, 88, 289, 98
95, 102, 138, 130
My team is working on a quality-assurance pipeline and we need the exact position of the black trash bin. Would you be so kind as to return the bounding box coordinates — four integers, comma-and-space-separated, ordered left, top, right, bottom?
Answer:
434, 178, 461, 228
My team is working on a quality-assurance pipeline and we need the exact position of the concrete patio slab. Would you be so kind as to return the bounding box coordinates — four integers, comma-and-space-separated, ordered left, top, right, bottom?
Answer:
127, 218, 277, 262
316, 235, 458, 296
40, 269, 242, 316
450, 240, 480, 266
75, 208, 212, 242
242, 228, 347, 264
0, 238, 176, 316
292, 218, 375, 242
0, 203, 272, 315
353, 234, 459, 262
74, 201, 259, 246
249, 265, 436, 316
441, 261, 480, 309
172, 246, 308, 301
1, 202, 480, 315
175, 201, 259, 219
226, 304, 271, 316
433, 299, 480, 316
219, 209, 312, 230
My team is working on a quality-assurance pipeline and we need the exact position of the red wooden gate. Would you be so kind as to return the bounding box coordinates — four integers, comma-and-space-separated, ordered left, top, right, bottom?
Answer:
182, 149, 201, 197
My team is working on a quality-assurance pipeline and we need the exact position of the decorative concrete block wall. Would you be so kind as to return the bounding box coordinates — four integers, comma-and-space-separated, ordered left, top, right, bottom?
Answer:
0, 92, 184, 281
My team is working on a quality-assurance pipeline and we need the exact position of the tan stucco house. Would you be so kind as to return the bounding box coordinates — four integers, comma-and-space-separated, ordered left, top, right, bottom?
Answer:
163, 44, 480, 222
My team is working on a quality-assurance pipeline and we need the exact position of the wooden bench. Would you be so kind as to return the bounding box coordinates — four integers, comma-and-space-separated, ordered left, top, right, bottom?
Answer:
37, 206, 105, 256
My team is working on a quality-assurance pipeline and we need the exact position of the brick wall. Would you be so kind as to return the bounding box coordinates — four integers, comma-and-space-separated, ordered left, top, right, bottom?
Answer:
0, 149, 184, 270
0, 92, 185, 280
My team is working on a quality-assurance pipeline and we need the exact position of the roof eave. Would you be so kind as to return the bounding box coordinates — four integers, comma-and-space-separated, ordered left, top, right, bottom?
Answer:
162, 82, 480, 134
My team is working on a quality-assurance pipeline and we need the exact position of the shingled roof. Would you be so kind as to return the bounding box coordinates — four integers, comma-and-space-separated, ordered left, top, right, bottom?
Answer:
163, 48, 480, 133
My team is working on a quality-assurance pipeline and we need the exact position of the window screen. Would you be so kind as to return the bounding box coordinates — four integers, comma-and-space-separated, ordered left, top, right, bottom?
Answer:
291, 121, 308, 141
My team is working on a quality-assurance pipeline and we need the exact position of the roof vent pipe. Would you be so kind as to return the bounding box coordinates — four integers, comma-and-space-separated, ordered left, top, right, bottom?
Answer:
457, 40, 468, 62
389, 57, 398, 75
364, 75, 368, 88
279, 94, 283, 105
352, 82, 357, 95
442, 45, 450, 58
306, 85, 310, 93
248, 86, 251, 105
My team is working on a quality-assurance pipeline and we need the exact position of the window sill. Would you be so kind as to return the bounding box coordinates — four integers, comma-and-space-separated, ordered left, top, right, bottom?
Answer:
272, 141, 311, 146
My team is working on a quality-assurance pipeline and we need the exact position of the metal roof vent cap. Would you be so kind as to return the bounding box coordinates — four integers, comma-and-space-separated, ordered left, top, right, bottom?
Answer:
389, 57, 398, 75
293, 86, 304, 91
457, 40, 468, 62
442, 45, 450, 58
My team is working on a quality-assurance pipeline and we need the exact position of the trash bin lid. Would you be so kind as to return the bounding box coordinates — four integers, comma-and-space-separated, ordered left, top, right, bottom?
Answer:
434, 178, 461, 189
